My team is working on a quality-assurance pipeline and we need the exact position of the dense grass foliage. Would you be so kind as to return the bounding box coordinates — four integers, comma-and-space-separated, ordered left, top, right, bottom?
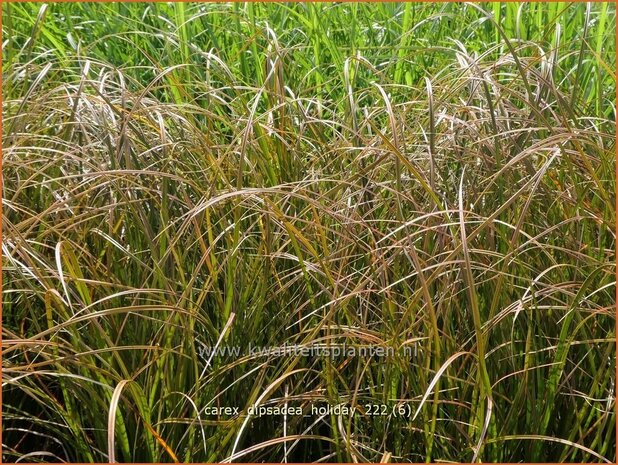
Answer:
2, 2, 616, 463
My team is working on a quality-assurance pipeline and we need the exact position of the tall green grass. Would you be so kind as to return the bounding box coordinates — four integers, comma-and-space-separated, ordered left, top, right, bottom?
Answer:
2, 2, 616, 462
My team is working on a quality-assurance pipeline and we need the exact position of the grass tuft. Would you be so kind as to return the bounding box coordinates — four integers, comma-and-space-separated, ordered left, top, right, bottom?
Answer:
2, 2, 616, 463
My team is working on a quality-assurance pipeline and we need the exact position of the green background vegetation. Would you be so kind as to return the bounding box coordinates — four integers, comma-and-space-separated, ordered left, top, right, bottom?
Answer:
2, 2, 616, 462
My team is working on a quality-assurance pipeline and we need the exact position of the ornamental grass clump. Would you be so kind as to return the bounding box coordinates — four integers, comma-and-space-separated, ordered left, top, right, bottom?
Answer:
2, 2, 616, 463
